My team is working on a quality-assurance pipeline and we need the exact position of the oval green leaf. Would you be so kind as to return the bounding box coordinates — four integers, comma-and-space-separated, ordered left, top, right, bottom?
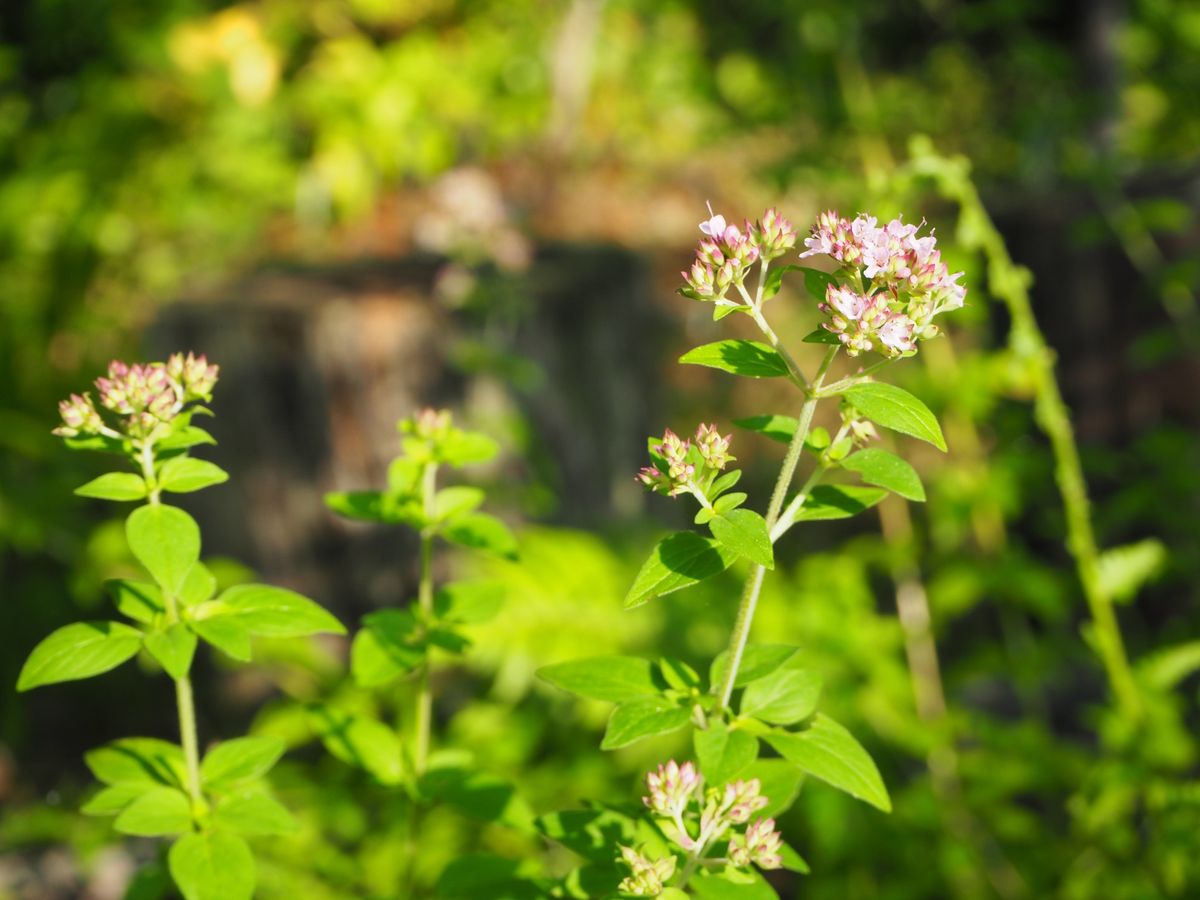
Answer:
126, 505, 201, 595
764, 714, 891, 812
840, 448, 925, 501
679, 340, 789, 378
169, 831, 255, 900
75, 472, 147, 502
18, 621, 144, 691
842, 382, 946, 451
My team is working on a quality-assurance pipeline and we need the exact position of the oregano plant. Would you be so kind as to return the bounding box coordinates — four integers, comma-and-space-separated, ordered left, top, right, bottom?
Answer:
319, 408, 523, 891
536, 205, 965, 896
19, 355, 345, 900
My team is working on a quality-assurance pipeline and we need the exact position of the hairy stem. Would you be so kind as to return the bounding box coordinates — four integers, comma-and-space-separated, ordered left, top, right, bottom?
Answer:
413, 462, 439, 776
716, 346, 837, 709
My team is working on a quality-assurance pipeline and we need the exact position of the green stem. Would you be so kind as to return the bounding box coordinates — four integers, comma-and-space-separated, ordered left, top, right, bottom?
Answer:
910, 150, 1140, 718
716, 347, 837, 710
413, 462, 439, 776
139, 441, 203, 811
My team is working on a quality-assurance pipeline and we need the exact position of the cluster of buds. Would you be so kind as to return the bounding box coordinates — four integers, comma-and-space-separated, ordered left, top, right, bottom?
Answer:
617, 846, 677, 897
403, 407, 454, 442
53, 353, 219, 441
680, 205, 796, 303
728, 817, 784, 869
801, 210, 965, 356
631, 759, 783, 888
637, 424, 733, 499
644, 760, 701, 819
841, 403, 879, 446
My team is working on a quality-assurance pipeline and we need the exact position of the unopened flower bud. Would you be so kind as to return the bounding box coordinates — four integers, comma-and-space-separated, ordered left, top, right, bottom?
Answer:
752, 208, 797, 261
694, 423, 734, 470
644, 760, 700, 818
721, 778, 768, 824
617, 845, 677, 897
743, 818, 784, 869
167, 352, 219, 401
53, 393, 103, 437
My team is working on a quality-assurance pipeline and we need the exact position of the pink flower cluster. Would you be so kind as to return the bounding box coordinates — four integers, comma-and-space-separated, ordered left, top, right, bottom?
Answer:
801, 210, 965, 357
681, 205, 797, 303
637, 424, 733, 497
635, 760, 784, 878
54, 353, 219, 441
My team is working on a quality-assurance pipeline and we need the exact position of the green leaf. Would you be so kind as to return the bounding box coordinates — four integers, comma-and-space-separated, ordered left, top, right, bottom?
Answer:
712, 492, 747, 515
791, 485, 888, 522
709, 469, 742, 496
764, 714, 891, 812
81, 783, 150, 817
538, 656, 660, 702
324, 490, 390, 522
434, 581, 505, 625
802, 327, 842, 345
694, 721, 758, 785
779, 841, 810, 874
85, 738, 185, 788
744, 758, 804, 818
169, 831, 255, 900
126, 505, 201, 595
601, 697, 690, 749
741, 669, 822, 724
351, 610, 425, 688
75, 472, 147, 502
439, 430, 500, 466
421, 767, 536, 833
1098, 538, 1166, 604
216, 584, 345, 638
799, 266, 836, 298
200, 736, 286, 788
658, 657, 701, 692
842, 383, 946, 451
157, 426, 216, 450
709, 508, 774, 569
625, 532, 739, 609
178, 562, 217, 607
733, 415, 798, 444
442, 512, 518, 559
144, 624, 198, 679
214, 788, 297, 835
107, 579, 164, 625
308, 706, 404, 785
692, 869, 779, 899
840, 448, 925, 501
113, 786, 193, 836
191, 615, 252, 662
18, 621, 144, 691
761, 264, 802, 300
157, 457, 229, 494
679, 340, 789, 378
434, 486, 485, 521
709, 645, 801, 693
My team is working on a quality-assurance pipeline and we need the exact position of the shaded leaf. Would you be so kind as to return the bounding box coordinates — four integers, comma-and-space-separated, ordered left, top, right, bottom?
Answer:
709, 645, 800, 692
144, 624, 198, 679
113, 786, 192, 836
733, 415, 798, 445
840, 448, 925, 502
680, 340, 789, 378
442, 512, 518, 559
352, 609, 425, 687
200, 736, 286, 788
741, 669, 822, 724
709, 508, 774, 569
790, 485, 888, 522
694, 721, 758, 785
625, 532, 738, 609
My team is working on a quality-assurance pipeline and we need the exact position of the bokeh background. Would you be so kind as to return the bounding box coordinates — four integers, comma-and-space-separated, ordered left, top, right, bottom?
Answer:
2, 1, 1198, 898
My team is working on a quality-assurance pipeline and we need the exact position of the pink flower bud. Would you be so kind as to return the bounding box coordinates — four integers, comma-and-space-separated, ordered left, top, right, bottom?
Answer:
644, 760, 700, 817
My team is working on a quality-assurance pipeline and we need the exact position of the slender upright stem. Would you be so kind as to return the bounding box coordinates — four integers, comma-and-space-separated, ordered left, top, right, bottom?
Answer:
413, 462, 439, 776
716, 347, 837, 709
910, 153, 1141, 719
139, 440, 203, 811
